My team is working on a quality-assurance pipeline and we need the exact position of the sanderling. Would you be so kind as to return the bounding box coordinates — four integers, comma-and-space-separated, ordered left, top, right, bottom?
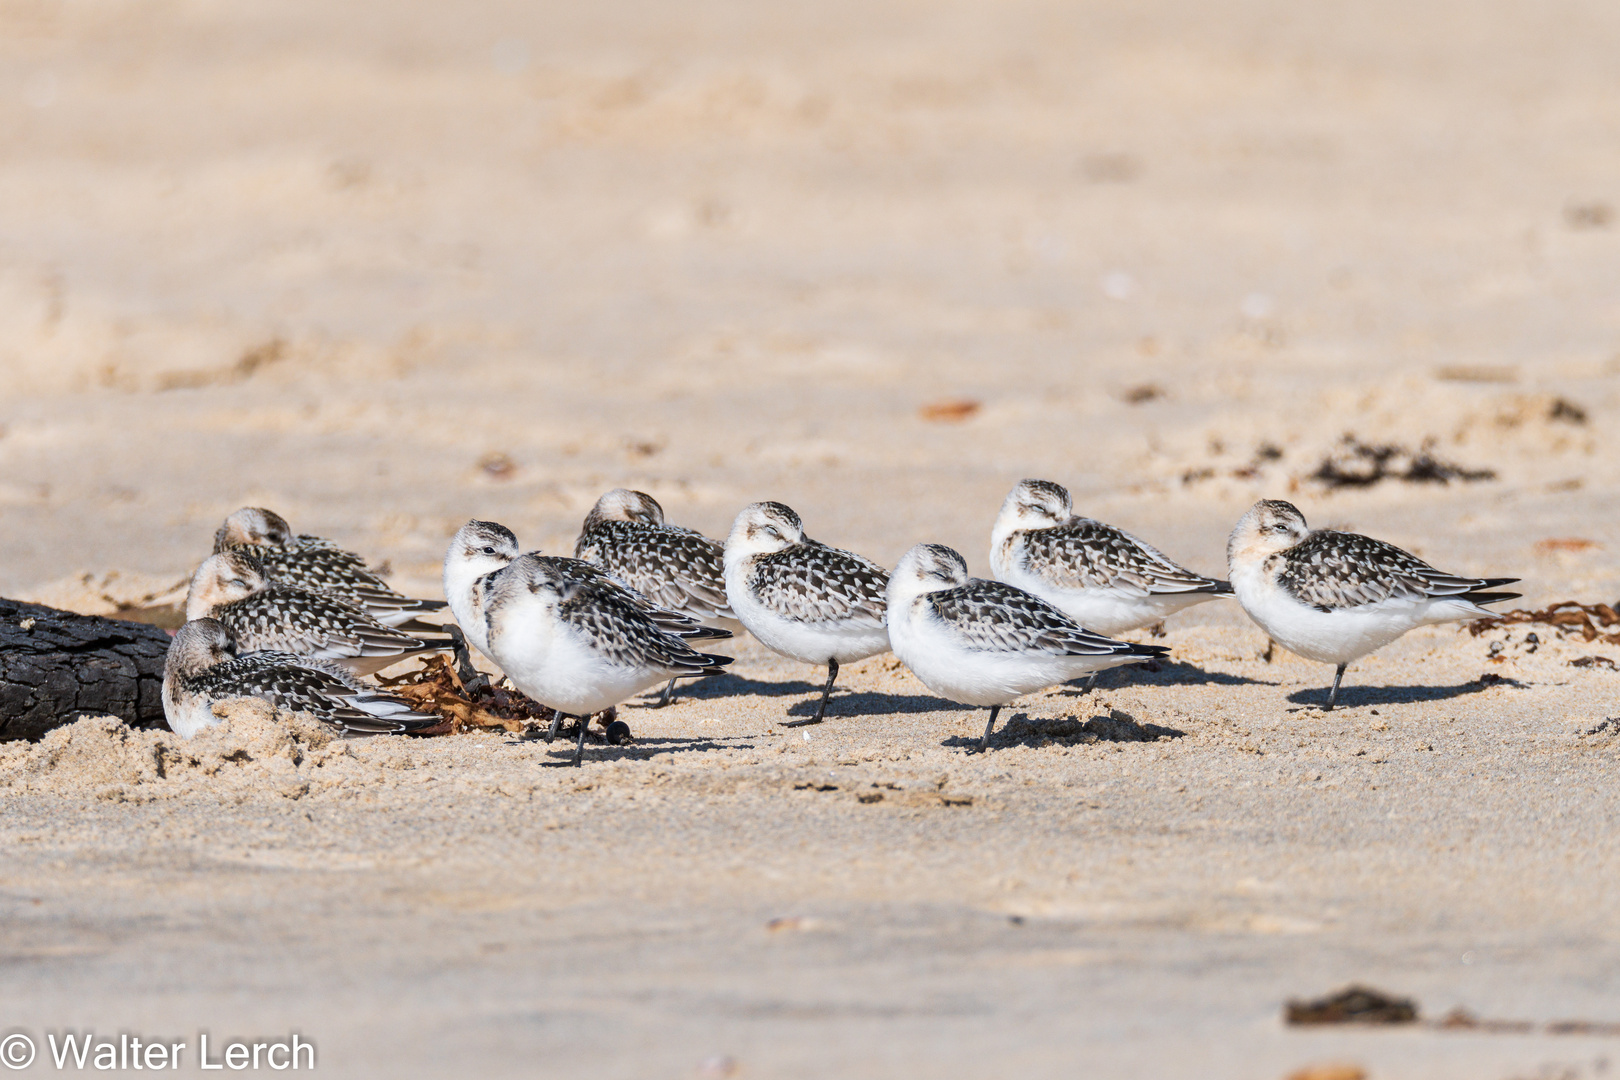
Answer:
445, 519, 728, 663
1227, 499, 1520, 710
214, 507, 447, 629
887, 544, 1168, 750
186, 551, 453, 677
480, 553, 731, 764
163, 618, 439, 738
575, 489, 736, 705
443, 520, 525, 669
990, 479, 1231, 636
724, 501, 890, 725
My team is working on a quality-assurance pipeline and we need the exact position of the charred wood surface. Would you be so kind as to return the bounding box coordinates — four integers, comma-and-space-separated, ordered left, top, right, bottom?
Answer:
0, 598, 173, 741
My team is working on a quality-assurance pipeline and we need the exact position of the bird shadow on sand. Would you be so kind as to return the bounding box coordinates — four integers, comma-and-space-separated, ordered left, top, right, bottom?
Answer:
644, 673, 958, 720
1054, 660, 1275, 696
649, 673, 824, 703
1284, 673, 1528, 711
784, 689, 956, 721
941, 710, 1188, 752
532, 731, 758, 766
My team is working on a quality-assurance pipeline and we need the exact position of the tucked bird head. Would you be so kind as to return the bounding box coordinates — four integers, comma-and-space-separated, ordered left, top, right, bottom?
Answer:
213, 507, 294, 552
166, 618, 238, 681
446, 520, 520, 578
996, 479, 1072, 533
185, 551, 269, 621
583, 488, 665, 530
892, 543, 971, 594
725, 501, 806, 558
1228, 499, 1310, 566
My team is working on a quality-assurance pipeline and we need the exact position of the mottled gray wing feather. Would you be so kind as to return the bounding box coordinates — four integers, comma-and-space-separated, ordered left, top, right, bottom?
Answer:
750, 544, 888, 627
191, 653, 437, 733
926, 580, 1166, 657
539, 554, 729, 639
217, 585, 450, 658
556, 578, 732, 676
1277, 531, 1518, 611
1020, 520, 1228, 595
228, 541, 447, 614
575, 521, 734, 621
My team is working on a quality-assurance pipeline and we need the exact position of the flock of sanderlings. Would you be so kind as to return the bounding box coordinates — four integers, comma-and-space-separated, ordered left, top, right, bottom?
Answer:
164, 481, 1519, 764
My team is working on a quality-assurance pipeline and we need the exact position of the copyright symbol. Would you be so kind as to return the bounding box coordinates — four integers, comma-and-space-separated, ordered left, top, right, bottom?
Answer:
0, 1034, 33, 1070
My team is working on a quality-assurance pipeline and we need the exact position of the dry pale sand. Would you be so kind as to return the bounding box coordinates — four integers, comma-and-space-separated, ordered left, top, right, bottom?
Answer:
3, 0, 1620, 1076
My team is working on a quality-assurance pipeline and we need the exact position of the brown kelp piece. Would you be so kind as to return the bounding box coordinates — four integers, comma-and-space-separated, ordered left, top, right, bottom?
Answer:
1284, 986, 1418, 1026
1309, 435, 1494, 489
377, 655, 556, 735
1470, 601, 1620, 644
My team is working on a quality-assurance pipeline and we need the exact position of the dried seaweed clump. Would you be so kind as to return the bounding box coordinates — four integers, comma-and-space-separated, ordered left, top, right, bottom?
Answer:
378, 656, 555, 735
1309, 435, 1494, 489
1285, 986, 1418, 1026
1470, 601, 1620, 644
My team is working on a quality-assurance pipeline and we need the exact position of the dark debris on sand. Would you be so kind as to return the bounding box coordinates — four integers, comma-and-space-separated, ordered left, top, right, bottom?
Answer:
1470, 601, 1620, 644
378, 656, 556, 736
1286, 985, 1620, 1035
1285, 986, 1418, 1026
1309, 435, 1495, 490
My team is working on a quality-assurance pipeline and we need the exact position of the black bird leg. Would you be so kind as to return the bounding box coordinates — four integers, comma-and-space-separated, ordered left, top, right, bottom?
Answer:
978, 705, 1003, 752
809, 658, 840, 724
655, 678, 677, 708
1324, 663, 1348, 711
572, 713, 591, 766
545, 709, 564, 743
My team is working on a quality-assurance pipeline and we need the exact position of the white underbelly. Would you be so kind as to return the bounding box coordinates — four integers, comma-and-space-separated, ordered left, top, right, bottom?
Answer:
447, 591, 493, 661
727, 572, 888, 665
1000, 565, 1217, 636
496, 631, 666, 715
1235, 581, 1422, 665
891, 608, 1143, 708
163, 682, 222, 739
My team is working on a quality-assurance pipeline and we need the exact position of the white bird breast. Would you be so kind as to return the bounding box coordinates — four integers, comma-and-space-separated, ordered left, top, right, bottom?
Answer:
443, 559, 500, 660
888, 596, 1135, 708
724, 559, 889, 665
1000, 564, 1211, 637
1230, 563, 1436, 665
162, 677, 221, 739
488, 599, 671, 715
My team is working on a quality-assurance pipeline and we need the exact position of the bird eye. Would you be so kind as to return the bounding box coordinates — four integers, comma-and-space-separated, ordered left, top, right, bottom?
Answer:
481, 545, 497, 555
228, 578, 248, 589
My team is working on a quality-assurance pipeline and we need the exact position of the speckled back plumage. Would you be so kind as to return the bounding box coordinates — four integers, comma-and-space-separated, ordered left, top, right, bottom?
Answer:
1275, 531, 1519, 612
1015, 519, 1229, 596
207, 581, 450, 664
749, 542, 888, 627
926, 579, 1167, 657
181, 651, 437, 734
524, 553, 729, 641
216, 537, 447, 620
575, 519, 733, 623
549, 575, 731, 675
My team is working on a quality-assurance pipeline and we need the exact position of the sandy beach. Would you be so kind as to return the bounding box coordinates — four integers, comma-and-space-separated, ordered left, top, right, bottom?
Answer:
3, 0, 1620, 1076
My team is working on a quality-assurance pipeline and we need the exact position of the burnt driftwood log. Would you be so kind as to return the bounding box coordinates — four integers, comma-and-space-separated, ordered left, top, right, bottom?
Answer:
0, 598, 174, 741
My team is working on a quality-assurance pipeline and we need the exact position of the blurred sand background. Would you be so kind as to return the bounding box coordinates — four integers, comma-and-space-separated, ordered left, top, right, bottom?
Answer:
3, 0, 1620, 1076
